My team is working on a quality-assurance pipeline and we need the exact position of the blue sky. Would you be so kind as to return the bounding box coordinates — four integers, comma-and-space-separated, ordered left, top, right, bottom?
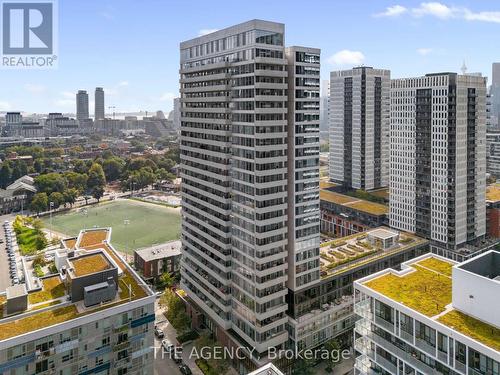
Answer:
1, 0, 500, 115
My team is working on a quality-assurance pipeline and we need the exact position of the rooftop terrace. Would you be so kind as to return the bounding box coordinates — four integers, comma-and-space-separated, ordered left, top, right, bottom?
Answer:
360, 254, 500, 352
0, 228, 152, 342
320, 228, 427, 278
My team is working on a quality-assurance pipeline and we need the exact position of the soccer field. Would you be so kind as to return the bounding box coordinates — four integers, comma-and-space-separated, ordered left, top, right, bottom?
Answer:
42, 199, 181, 253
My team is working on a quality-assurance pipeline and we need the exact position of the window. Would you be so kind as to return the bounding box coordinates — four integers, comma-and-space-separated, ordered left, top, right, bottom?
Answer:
375, 300, 393, 323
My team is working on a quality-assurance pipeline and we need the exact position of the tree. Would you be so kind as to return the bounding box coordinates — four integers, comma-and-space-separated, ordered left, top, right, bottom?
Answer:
193, 334, 230, 375
34, 159, 44, 173
49, 191, 65, 208
73, 159, 89, 175
10, 160, 28, 180
87, 163, 106, 192
63, 188, 79, 207
324, 339, 341, 372
64, 171, 88, 193
91, 186, 105, 202
32, 218, 44, 233
102, 157, 125, 181
292, 359, 315, 375
0, 164, 12, 188
35, 173, 67, 195
30, 193, 48, 213
162, 289, 191, 333
158, 271, 174, 289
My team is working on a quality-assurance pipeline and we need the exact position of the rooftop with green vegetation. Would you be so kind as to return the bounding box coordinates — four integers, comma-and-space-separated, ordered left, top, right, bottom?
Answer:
320, 228, 427, 279
361, 255, 500, 353
486, 183, 500, 203
437, 310, 500, 352
70, 253, 111, 277
0, 228, 152, 341
320, 189, 388, 216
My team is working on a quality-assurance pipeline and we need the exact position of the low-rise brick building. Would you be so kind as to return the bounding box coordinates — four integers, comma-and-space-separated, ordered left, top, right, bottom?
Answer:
134, 240, 181, 281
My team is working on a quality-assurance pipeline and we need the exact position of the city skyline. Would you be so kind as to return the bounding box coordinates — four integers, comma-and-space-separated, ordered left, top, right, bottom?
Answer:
1, 0, 500, 114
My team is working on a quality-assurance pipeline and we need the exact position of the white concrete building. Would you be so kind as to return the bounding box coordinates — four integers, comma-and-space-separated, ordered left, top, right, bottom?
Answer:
389, 73, 487, 260
354, 251, 500, 375
46, 112, 81, 136
330, 67, 390, 190
179, 20, 320, 364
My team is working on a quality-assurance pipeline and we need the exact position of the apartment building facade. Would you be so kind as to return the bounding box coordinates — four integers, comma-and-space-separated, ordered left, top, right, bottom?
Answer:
285, 46, 321, 291
353, 252, 500, 375
330, 67, 390, 190
179, 20, 320, 363
389, 73, 487, 260
487, 130, 500, 178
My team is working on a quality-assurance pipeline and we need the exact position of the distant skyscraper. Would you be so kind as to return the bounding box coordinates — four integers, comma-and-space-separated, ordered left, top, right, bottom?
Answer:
329, 67, 390, 190
390, 73, 487, 260
95, 87, 105, 120
172, 97, 180, 129
76, 90, 89, 122
319, 79, 329, 132
491, 63, 500, 124
493, 62, 500, 88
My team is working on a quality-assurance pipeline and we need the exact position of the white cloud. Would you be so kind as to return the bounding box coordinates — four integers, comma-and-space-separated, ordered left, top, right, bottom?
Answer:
375, 2, 500, 23
118, 81, 129, 87
24, 83, 45, 94
412, 2, 455, 19
327, 50, 365, 66
462, 9, 500, 23
198, 29, 219, 36
374, 5, 408, 17
0, 101, 12, 111
417, 48, 433, 56
159, 92, 176, 102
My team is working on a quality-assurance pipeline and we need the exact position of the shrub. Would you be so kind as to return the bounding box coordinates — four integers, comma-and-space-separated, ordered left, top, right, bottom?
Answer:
177, 330, 199, 344
34, 264, 44, 277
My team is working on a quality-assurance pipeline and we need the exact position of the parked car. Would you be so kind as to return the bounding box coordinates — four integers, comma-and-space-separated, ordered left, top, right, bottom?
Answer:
173, 351, 182, 364
179, 364, 192, 375
154, 328, 165, 339
161, 339, 174, 353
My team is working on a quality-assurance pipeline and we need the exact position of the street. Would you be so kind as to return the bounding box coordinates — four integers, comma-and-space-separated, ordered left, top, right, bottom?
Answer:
153, 318, 183, 375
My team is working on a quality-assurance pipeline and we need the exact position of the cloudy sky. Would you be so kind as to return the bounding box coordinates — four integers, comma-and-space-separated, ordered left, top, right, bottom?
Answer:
1, 0, 499, 114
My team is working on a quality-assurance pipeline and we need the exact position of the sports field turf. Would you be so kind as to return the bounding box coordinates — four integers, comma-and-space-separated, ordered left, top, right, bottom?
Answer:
42, 199, 181, 253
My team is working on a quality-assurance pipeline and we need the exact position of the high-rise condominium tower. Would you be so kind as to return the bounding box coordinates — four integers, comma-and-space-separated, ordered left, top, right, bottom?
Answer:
76, 90, 89, 122
329, 67, 390, 190
390, 73, 487, 260
179, 20, 320, 361
95, 87, 105, 120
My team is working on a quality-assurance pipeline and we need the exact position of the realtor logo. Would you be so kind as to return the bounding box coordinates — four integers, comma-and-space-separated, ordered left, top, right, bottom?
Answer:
1, 0, 58, 69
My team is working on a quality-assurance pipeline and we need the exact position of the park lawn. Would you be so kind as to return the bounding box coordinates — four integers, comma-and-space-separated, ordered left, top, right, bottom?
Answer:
42, 200, 181, 253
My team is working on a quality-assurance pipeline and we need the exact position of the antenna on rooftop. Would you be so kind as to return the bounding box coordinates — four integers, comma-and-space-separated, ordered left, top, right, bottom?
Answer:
461, 60, 467, 75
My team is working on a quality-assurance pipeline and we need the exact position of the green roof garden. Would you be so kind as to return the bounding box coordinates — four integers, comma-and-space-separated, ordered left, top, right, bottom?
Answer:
364, 257, 453, 317
437, 309, 500, 352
